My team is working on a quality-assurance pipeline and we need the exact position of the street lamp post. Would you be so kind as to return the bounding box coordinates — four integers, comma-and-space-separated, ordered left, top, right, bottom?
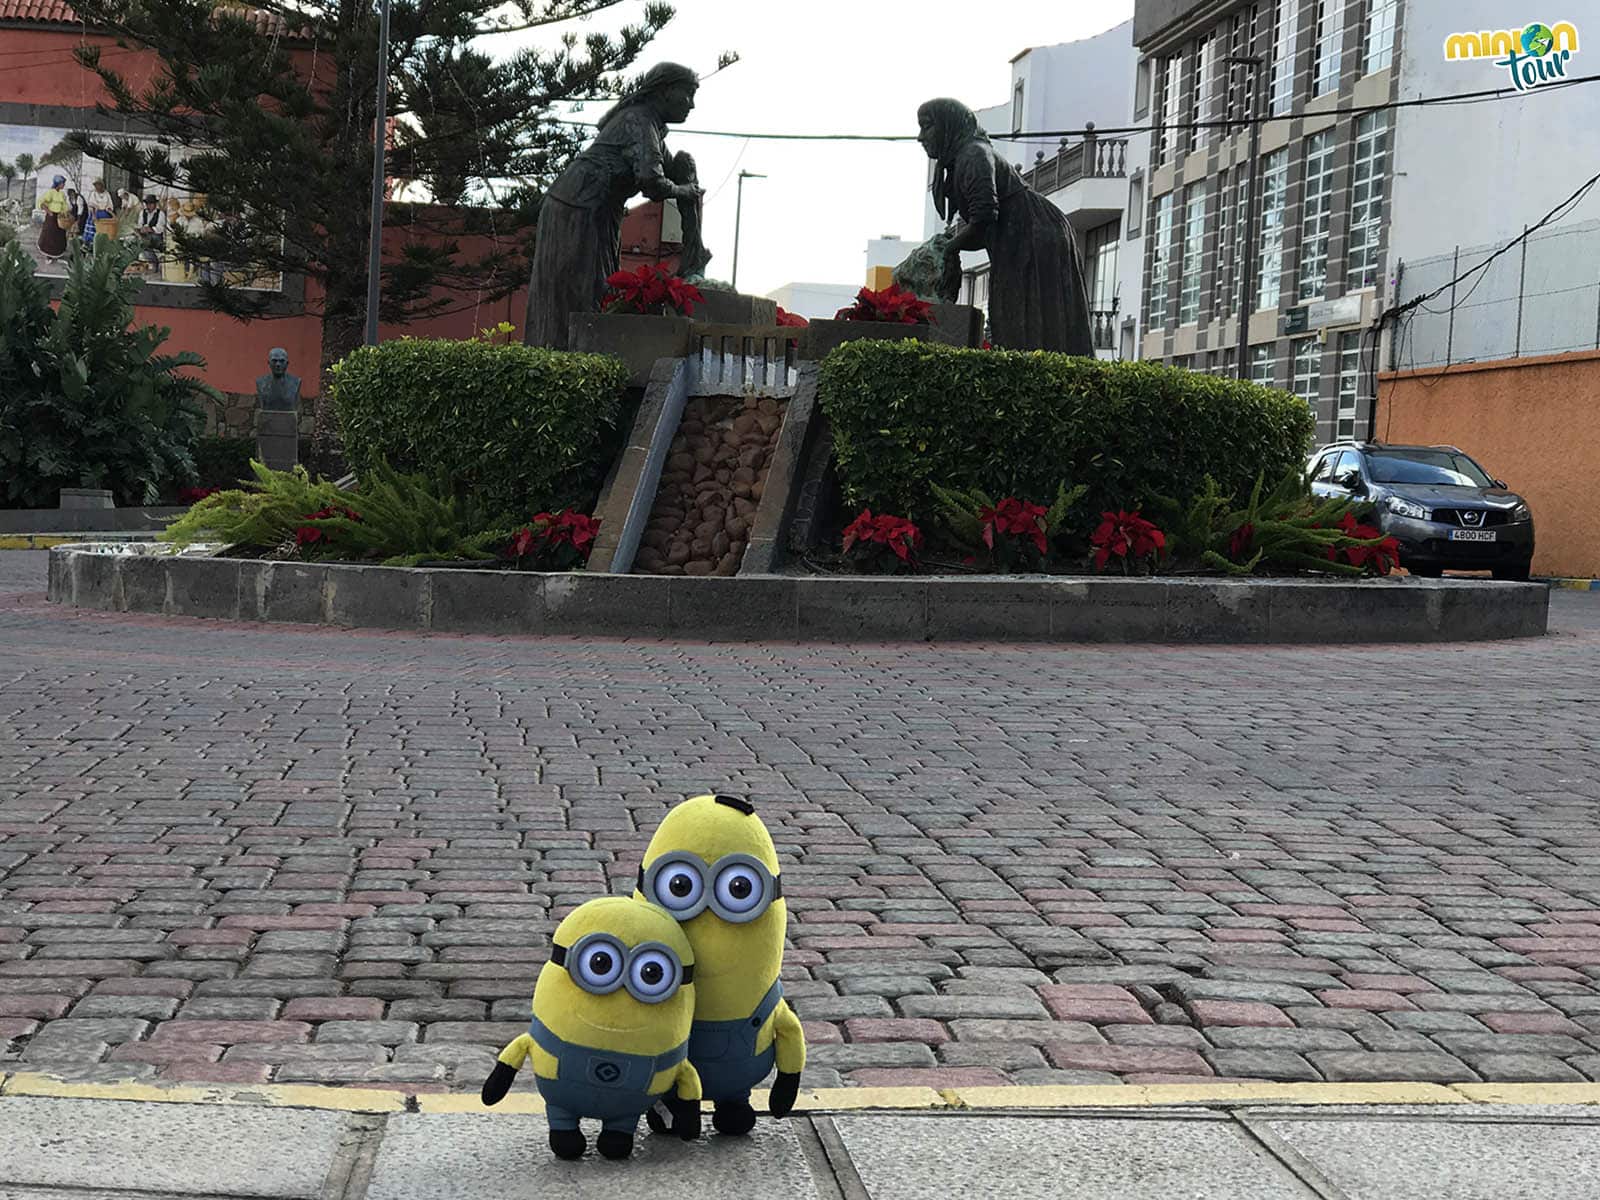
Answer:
1229, 53, 1265, 381
363, 0, 392, 347
731, 169, 765, 291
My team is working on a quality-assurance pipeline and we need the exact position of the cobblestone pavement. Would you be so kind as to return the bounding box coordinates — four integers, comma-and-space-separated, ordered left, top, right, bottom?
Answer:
4, 550, 1600, 1092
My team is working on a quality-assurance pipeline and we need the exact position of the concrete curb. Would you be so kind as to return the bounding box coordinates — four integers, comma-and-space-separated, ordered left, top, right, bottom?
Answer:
45, 544, 1550, 644
4, 1071, 1599, 1114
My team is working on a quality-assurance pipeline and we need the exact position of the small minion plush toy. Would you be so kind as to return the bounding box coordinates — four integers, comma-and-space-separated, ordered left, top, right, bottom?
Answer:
481, 896, 702, 1161
636, 793, 805, 1136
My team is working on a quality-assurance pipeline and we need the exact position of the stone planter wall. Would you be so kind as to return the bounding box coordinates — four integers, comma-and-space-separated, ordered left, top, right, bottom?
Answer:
634, 395, 786, 576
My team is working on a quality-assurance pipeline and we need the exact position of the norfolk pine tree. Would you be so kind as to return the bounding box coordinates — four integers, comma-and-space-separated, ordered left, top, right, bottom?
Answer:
66, 0, 676, 469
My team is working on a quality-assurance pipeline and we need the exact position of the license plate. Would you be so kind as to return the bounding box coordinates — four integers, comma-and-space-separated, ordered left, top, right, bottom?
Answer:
1449, 529, 1497, 542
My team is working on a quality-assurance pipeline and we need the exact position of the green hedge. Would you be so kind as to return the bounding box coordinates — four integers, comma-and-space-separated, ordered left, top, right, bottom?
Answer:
818, 341, 1315, 521
331, 338, 628, 519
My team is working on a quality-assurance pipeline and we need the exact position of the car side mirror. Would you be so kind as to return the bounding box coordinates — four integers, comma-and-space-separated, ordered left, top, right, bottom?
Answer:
1493, 479, 1507, 489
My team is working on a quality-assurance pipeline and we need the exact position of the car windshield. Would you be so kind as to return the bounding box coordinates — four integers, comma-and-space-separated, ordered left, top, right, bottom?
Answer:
1365, 449, 1494, 487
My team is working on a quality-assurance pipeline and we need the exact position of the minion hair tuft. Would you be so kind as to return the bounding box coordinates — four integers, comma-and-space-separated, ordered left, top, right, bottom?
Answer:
713, 794, 755, 815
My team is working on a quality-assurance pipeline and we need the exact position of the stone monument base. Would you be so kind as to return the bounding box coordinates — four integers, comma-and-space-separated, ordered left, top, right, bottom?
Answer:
256, 410, 299, 473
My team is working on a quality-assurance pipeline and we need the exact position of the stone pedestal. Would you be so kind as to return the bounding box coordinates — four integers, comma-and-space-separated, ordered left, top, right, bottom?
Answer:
59, 488, 114, 511
800, 304, 984, 361
568, 313, 694, 388
694, 289, 777, 326
256, 409, 299, 472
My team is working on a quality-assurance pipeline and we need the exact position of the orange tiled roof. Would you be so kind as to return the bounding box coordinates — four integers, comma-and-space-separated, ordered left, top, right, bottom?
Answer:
0, 0, 297, 34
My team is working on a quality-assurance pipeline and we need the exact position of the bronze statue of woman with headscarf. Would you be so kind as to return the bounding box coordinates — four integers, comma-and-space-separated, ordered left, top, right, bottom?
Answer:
916, 97, 1095, 355
524, 63, 704, 349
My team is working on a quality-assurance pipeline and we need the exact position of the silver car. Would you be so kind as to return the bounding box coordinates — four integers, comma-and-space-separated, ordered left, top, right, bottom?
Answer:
1307, 442, 1535, 581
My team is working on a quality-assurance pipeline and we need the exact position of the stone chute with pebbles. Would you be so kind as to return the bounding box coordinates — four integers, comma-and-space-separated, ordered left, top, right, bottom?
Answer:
634, 395, 787, 576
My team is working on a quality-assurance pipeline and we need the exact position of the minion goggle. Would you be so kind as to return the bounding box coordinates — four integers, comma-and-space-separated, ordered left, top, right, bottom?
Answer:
639, 852, 783, 924
550, 933, 691, 1003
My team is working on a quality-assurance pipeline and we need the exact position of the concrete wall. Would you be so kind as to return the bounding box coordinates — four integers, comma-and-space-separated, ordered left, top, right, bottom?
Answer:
1388, 0, 1599, 271
1376, 350, 1600, 579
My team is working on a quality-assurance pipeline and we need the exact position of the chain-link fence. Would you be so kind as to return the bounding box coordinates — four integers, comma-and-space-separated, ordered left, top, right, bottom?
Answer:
1393, 219, 1600, 370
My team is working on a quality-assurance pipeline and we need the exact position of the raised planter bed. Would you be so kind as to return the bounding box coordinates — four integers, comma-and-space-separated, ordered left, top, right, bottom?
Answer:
47, 543, 1549, 645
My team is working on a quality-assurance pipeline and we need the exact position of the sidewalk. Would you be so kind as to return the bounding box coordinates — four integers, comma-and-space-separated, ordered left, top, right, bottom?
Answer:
4, 1075, 1600, 1199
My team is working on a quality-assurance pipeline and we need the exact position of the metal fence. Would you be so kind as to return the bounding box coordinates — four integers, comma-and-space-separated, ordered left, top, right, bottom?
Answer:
1393, 219, 1600, 370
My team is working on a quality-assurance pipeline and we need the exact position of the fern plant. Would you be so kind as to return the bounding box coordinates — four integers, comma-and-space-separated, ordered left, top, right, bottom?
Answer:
294, 460, 510, 567
159, 461, 345, 550
1204, 472, 1384, 577
930, 481, 1087, 570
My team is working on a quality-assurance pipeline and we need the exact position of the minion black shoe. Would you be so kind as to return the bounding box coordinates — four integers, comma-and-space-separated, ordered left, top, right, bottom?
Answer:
596, 1131, 634, 1160
712, 1098, 757, 1136
549, 1129, 586, 1160
645, 1103, 672, 1136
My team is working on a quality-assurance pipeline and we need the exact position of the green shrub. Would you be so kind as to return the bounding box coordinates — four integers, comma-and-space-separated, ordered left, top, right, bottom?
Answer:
0, 236, 214, 507
161, 461, 345, 550
193, 435, 256, 490
818, 341, 1315, 522
330, 337, 628, 520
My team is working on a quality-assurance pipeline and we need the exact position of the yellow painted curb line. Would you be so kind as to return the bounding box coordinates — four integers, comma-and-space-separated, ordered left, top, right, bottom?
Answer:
0, 535, 79, 550
4, 1075, 1600, 1114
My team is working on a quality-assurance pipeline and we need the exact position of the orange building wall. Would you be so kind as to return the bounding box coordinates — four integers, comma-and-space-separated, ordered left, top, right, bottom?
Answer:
1375, 349, 1600, 580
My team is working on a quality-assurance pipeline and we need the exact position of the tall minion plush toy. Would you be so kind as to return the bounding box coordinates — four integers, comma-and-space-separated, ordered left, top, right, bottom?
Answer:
635, 793, 805, 1136
481, 896, 702, 1161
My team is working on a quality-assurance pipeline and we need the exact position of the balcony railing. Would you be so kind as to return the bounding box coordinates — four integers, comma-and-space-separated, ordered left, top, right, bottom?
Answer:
1020, 123, 1129, 196
1091, 306, 1119, 351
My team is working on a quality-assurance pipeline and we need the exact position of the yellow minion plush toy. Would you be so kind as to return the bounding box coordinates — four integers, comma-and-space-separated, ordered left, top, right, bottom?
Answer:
481, 896, 702, 1160
636, 793, 805, 1136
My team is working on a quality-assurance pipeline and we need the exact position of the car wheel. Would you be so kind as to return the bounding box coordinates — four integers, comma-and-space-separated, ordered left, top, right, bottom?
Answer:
1492, 563, 1532, 582
1408, 564, 1443, 578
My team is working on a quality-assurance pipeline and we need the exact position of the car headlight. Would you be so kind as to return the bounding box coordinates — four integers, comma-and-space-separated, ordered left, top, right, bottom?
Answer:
1386, 496, 1431, 520
1511, 503, 1531, 522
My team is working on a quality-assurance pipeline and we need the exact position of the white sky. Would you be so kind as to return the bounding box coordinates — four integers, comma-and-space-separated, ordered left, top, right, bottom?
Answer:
512, 0, 1135, 296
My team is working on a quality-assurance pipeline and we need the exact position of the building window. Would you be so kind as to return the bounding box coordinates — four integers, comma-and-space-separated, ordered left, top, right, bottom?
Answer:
1012, 81, 1025, 132
1269, 0, 1300, 116
1364, 0, 1398, 74
1157, 54, 1183, 166
1173, 355, 1195, 371
1336, 330, 1361, 437
1087, 220, 1120, 315
1292, 337, 1321, 409
1135, 59, 1153, 119
1347, 111, 1391, 289
963, 267, 992, 317
1223, 347, 1237, 377
1179, 182, 1207, 325
1147, 192, 1176, 329
1120, 321, 1136, 362
1127, 172, 1144, 237
1313, 0, 1346, 96
1213, 168, 1235, 319
1298, 129, 1337, 300
1251, 342, 1277, 384
1191, 35, 1216, 150
1257, 148, 1289, 311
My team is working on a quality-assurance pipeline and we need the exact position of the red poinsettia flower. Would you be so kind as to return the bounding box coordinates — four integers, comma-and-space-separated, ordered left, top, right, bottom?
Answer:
506, 509, 602, 569
602, 264, 703, 317
1228, 521, 1256, 562
295, 506, 360, 548
1090, 510, 1167, 571
842, 509, 923, 568
835, 284, 934, 325
978, 497, 1049, 555
177, 486, 221, 505
775, 306, 809, 328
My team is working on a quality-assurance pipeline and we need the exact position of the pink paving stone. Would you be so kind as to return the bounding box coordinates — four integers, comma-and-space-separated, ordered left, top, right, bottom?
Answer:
1527, 923, 1600, 936
1021, 889, 1097, 901
801, 1022, 844, 1046
1187, 1000, 1294, 1028
1527, 950, 1600, 967
1039, 987, 1153, 1026
1290, 918, 1367, 933
872, 924, 980, 937
1045, 914, 1130, 928
1236, 904, 1349, 919
843, 1018, 951, 1045
848, 1068, 1012, 1088
1480, 1011, 1587, 1035
1045, 1044, 1213, 1075
9, 888, 135, 901
1339, 974, 1438, 994
1208, 929, 1289, 943
798, 936, 923, 951
0, 1018, 39, 1039
108, 1042, 224, 1065
282, 998, 385, 1022
1498, 937, 1600, 952
1348, 895, 1426, 908
150, 1020, 313, 1044
161, 1062, 272, 1084
168, 929, 255, 946
1318, 990, 1417, 1012
0, 929, 20, 942
0, 995, 72, 1019
91, 979, 194, 998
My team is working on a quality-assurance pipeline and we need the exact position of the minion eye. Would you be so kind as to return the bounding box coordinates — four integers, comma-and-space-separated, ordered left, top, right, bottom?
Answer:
629, 949, 679, 1002
575, 941, 625, 990
714, 862, 765, 916
652, 860, 704, 915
